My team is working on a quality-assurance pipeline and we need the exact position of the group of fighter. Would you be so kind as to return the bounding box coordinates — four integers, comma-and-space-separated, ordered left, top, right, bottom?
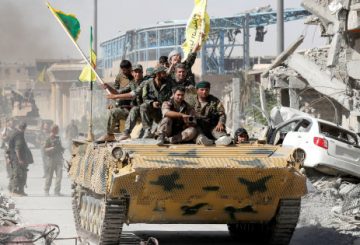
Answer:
1, 119, 69, 196
99, 42, 250, 146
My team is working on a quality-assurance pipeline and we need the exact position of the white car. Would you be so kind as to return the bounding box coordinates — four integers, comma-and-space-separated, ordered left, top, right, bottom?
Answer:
268, 115, 360, 178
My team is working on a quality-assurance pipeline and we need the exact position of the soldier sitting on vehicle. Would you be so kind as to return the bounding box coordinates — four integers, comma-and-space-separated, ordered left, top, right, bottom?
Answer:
140, 65, 173, 138
233, 127, 250, 144
143, 67, 155, 81
159, 56, 169, 68
99, 60, 134, 141
106, 64, 147, 141
156, 86, 197, 145
191, 81, 232, 146
167, 41, 201, 86
171, 63, 195, 89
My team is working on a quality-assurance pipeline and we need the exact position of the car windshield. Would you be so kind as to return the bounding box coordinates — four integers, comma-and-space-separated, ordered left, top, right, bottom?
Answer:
318, 122, 358, 145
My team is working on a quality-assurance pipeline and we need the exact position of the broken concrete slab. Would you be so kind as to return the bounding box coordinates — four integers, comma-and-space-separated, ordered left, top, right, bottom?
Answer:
287, 53, 351, 110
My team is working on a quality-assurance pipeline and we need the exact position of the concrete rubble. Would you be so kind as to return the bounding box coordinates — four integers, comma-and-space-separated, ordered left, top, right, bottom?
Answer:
299, 173, 360, 238
262, 0, 360, 131
0, 191, 19, 226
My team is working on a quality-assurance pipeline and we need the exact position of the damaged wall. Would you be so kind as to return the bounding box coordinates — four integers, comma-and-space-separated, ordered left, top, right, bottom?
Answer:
262, 0, 360, 132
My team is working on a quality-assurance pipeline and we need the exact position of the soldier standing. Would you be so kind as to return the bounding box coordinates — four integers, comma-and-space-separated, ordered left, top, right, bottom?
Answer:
156, 86, 197, 145
191, 81, 232, 146
1, 118, 16, 179
65, 120, 78, 151
8, 122, 33, 196
140, 65, 173, 138
44, 125, 64, 196
39, 122, 51, 178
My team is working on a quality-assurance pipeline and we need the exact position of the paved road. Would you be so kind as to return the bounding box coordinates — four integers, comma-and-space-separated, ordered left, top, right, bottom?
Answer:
0, 149, 239, 245
0, 149, 357, 245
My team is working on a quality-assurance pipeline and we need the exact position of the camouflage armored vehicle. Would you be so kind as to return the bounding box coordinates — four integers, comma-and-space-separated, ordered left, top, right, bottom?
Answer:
69, 139, 307, 245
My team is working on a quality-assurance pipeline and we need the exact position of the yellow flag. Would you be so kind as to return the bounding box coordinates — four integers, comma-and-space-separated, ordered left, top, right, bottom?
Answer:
79, 27, 96, 82
182, 0, 210, 58
37, 67, 47, 83
79, 65, 96, 82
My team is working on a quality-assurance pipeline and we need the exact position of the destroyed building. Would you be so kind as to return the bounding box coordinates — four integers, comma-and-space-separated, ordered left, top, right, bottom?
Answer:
262, 0, 360, 132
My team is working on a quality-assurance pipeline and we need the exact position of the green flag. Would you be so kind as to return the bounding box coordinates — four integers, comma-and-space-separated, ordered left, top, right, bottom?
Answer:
47, 2, 81, 41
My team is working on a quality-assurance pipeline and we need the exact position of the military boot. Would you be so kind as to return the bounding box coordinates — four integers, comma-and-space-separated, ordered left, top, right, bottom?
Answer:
18, 186, 28, 196
118, 132, 130, 141
196, 135, 214, 146
156, 134, 165, 146
168, 134, 182, 144
96, 134, 115, 142
215, 136, 232, 146
142, 129, 153, 139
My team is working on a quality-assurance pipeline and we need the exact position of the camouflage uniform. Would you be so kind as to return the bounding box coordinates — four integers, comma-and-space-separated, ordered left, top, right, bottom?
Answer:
1, 125, 15, 178
168, 52, 197, 85
119, 79, 147, 135
191, 94, 227, 140
8, 129, 33, 194
38, 128, 50, 178
170, 77, 195, 89
157, 99, 197, 143
107, 72, 134, 134
140, 78, 173, 130
44, 135, 64, 195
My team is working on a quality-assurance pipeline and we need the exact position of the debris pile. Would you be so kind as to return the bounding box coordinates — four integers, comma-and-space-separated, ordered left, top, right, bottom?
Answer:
299, 175, 360, 236
0, 192, 19, 226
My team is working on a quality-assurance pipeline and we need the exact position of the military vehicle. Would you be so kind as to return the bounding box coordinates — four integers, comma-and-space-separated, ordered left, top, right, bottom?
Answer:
69, 139, 307, 245
9, 90, 45, 148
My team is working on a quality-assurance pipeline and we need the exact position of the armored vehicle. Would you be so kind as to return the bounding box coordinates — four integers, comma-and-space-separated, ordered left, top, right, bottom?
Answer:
10, 90, 43, 148
69, 139, 307, 245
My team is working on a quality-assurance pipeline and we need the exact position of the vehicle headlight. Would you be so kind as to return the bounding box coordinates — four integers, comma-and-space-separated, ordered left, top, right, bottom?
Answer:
111, 147, 123, 160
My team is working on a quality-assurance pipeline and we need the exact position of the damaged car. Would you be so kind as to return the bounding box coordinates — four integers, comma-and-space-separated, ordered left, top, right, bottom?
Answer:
267, 113, 360, 179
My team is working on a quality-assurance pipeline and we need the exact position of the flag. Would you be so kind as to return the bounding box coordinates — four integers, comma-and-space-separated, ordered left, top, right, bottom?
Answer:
37, 67, 47, 83
182, 0, 210, 58
79, 27, 97, 82
47, 2, 81, 41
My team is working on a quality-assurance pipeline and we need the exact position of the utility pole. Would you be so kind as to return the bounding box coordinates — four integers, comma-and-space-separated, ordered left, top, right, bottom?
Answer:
87, 0, 98, 142
277, 0, 284, 54
243, 13, 250, 70
277, 0, 286, 107
94, 0, 98, 54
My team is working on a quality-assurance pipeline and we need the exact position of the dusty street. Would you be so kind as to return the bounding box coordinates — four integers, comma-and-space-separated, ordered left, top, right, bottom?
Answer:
0, 149, 359, 245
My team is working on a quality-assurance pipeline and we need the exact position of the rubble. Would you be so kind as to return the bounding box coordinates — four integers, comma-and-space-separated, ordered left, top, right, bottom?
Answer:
262, 0, 360, 131
0, 192, 19, 226
299, 174, 360, 238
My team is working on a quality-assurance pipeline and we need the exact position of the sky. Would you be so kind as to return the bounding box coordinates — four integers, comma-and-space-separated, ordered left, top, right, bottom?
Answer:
0, 0, 325, 63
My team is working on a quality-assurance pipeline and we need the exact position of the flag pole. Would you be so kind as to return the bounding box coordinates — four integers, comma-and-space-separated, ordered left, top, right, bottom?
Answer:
87, 26, 95, 142
46, 2, 109, 94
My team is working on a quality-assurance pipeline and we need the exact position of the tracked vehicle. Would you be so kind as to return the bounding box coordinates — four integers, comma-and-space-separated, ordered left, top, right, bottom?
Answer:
69, 139, 307, 245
